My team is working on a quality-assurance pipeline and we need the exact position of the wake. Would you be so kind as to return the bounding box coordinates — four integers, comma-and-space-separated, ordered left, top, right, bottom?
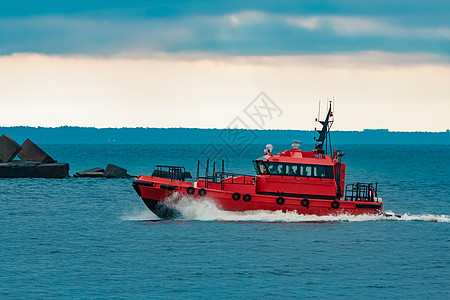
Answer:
122, 194, 450, 223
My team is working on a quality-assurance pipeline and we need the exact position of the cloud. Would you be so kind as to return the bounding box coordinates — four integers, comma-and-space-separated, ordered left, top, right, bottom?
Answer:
285, 17, 320, 31
1, 9, 449, 56
285, 15, 450, 39
0, 16, 195, 55
227, 11, 267, 26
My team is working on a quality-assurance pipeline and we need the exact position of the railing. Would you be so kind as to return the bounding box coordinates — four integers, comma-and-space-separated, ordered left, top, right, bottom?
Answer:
197, 171, 256, 189
344, 182, 378, 202
152, 165, 191, 181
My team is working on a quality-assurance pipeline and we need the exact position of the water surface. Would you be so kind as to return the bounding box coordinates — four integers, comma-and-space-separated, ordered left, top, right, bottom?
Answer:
1, 144, 449, 298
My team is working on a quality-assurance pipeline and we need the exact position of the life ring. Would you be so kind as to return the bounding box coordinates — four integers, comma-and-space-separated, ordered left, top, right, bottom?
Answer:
301, 198, 310, 208
331, 200, 340, 209
232, 192, 241, 201
243, 194, 252, 202
198, 188, 207, 196
276, 196, 285, 205
186, 186, 195, 195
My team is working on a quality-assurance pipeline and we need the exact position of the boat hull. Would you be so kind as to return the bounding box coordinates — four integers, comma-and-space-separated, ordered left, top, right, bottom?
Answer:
142, 198, 182, 220
133, 176, 383, 219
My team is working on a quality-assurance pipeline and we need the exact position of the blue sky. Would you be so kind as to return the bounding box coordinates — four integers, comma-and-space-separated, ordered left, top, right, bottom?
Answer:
1, 0, 449, 56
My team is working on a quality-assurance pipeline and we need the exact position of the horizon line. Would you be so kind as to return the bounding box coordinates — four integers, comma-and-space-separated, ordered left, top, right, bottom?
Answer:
1, 126, 449, 133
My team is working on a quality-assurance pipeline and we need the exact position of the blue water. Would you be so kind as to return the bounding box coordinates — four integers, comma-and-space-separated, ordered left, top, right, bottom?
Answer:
1, 144, 449, 298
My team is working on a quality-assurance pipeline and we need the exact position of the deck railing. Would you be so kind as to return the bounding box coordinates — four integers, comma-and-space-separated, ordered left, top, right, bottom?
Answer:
344, 182, 378, 202
152, 165, 191, 181
197, 171, 256, 189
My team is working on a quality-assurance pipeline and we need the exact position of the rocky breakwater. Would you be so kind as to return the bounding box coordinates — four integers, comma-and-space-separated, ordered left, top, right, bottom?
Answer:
74, 164, 132, 178
0, 135, 69, 178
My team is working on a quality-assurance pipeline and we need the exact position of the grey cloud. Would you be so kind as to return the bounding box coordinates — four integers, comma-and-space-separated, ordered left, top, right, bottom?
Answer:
0, 11, 449, 57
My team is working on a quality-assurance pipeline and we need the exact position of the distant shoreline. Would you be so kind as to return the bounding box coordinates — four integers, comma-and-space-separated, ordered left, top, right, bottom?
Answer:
1, 127, 449, 145
2, 126, 448, 133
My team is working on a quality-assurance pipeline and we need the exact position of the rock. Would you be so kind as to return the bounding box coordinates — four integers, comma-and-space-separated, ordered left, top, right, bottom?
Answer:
36, 163, 69, 178
0, 161, 38, 177
0, 161, 69, 178
103, 164, 131, 178
74, 167, 105, 178
75, 172, 104, 178
17, 139, 55, 163
0, 134, 22, 162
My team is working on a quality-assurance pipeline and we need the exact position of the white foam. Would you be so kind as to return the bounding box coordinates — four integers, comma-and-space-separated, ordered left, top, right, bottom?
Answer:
123, 194, 450, 223
384, 211, 450, 223
165, 194, 450, 223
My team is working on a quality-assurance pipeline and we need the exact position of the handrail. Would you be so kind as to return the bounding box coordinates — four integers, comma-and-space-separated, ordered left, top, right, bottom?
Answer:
344, 182, 378, 202
197, 172, 256, 189
153, 165, 188, 181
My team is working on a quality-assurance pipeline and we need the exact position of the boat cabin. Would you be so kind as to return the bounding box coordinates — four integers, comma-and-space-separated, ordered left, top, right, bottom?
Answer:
252, 145, 345, 199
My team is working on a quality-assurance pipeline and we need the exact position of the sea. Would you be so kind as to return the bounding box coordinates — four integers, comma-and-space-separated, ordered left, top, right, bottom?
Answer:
1, 143, 449, 299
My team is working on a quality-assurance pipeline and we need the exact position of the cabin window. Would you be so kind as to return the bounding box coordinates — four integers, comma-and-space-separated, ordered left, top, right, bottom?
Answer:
315, 165, 327, 178
301, 165, 311, 176
258, 162, 269, 174
285, 164, 300, 176
299, 165, 334, 178
267, 162, 284, 175
253, 161, 333, 179
300, 164, 334, 179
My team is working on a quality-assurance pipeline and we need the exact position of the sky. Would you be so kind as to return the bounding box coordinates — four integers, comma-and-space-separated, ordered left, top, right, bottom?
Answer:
0, 0, 449, 131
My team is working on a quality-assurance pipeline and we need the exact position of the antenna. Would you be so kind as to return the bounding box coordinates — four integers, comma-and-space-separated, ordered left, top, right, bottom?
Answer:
314, 99, 334, 155
197, 160, 200, 178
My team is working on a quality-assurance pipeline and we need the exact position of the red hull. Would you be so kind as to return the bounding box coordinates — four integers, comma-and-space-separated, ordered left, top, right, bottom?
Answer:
133, 175, 383, 219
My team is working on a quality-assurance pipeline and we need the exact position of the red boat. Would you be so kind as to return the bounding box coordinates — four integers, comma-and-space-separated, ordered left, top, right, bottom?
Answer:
132, 103, 382, 219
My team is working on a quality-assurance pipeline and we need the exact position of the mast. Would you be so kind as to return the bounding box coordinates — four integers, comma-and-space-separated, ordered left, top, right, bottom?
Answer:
314, 101, 334, 154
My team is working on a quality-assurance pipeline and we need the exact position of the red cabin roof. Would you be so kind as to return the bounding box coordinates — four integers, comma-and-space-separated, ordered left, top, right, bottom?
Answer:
259, 147, 334, 166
